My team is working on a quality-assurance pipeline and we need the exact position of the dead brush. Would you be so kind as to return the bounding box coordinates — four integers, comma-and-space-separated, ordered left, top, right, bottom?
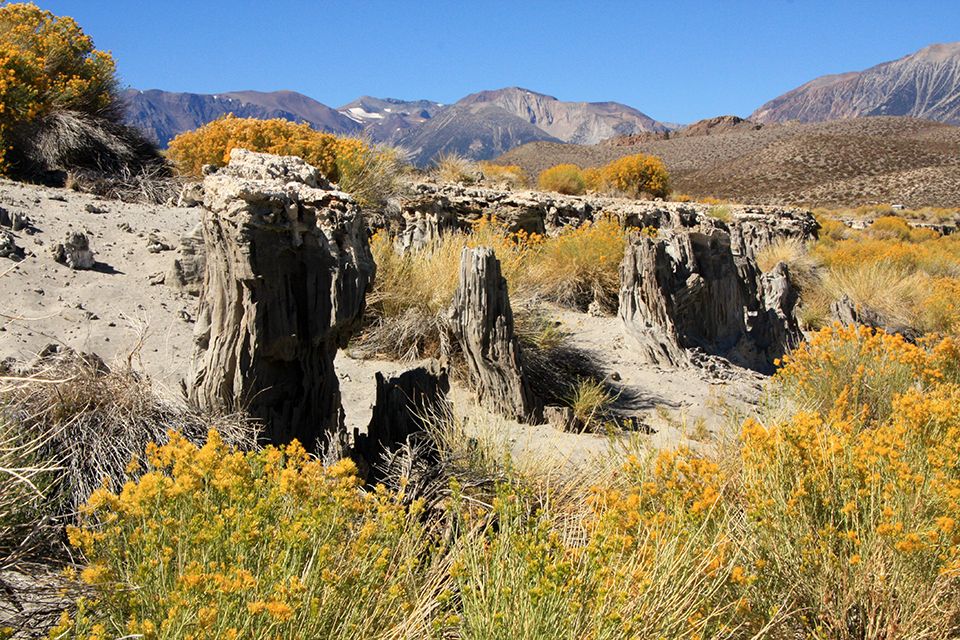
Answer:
66, 162, 184, 204
2, 346, 258, 520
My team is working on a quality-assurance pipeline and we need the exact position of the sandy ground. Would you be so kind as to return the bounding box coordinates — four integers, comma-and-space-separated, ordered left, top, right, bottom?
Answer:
0, 177, 769, 466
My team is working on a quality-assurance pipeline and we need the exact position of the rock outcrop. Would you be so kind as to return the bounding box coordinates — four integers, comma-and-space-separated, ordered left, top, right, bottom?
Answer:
619, 217, 804, 373
385, 179, 817, 254
353, 359, 450, 478
830, 295, 921, 342
168, 222, 205, 295
187, 149, 375, 449
449, 246, 541, 422
0, 229, 22, 261
51, 232, 95, 270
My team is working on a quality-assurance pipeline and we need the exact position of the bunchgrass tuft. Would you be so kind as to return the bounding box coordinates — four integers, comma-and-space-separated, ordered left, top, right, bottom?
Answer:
433, 152, 480, 184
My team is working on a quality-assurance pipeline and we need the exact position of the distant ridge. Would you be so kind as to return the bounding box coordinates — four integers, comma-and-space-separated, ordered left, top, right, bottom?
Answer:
456, 87, 668, 145
120, 89, 360, 147
751, 42, 960, 125
121, 87, 674, 164
496, 116, 960, 209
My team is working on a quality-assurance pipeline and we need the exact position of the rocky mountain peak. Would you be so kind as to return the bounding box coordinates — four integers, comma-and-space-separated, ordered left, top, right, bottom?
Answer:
751, 41, 960, 125
456, 87, 669, 145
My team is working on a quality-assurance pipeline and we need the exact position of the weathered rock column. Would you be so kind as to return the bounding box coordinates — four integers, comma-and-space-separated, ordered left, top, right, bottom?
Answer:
353, 359, 450, 476
449, 246, 541, 422
188, 149, 375, 449
619, 226, 801, 373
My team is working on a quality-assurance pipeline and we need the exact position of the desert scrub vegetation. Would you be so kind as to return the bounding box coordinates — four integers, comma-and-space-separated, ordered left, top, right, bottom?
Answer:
56, 421, 756, 639
477, 162, 528, 188
0, 347, 256, 635
432, 152, 480, 184
537, 155, 671, 200
600, 153, 671, 199
537, 163, 587, 195
0, 3, 167, 184
59, 325, 960, 638
814, 204, 960, 225
744, 325, 960, 638
7, 324, 960, 637
167, 116, 407, 206
356, 216, 626, 360
799, 213, 960, 334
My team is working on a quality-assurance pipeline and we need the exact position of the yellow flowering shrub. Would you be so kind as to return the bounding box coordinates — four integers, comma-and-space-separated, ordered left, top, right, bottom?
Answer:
58, 430, 435, 640
583, 166, 604, 192
167, 115, 341, 178
168, 116, 405, 206
601, 154, 670, 200
0, 3, 119, 171
742, 325, 960, 637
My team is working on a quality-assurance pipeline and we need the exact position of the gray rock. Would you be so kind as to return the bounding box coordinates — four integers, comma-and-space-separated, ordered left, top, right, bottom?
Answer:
384, 180, 817, 257
830, 294, 920, 342
187, 149, 375, 450
177, 181, 205, 208
0, 207, 28, 231
0, 229, 23, 261
146, 233, 173, 253
167, 222, 205, 295
51, 232, 95, 270
449, 246, 541, 422
619, 222, 801, 374
353, 358, 450, 480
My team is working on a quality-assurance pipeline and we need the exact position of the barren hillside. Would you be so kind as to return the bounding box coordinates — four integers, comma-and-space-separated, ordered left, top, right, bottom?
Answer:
494, 116, 960, 208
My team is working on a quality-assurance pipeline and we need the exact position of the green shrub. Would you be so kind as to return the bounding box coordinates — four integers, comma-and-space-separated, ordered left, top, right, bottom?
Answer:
537, 164, 586, 195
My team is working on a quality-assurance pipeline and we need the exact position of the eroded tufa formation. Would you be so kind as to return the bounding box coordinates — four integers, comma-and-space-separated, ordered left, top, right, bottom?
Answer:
188, 149, 375, 449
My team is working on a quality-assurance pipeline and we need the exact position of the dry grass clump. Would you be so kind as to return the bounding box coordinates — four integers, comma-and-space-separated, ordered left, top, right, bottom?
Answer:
523, 217, 626, 313
357, 217, 626, 359
334, 139, 411, 208
707, 204, 733, 223
1, 347, 257, 519
798, 214, 960, 334
433, 152, 480, 184
756, 237, 822, 295
478, 163, 528, 188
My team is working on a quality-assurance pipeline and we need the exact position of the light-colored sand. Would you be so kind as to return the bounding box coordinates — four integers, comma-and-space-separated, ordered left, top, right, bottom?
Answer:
0, 177, 769, 465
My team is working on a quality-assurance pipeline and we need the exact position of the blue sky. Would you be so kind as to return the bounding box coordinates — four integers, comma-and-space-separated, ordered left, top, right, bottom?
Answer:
37, 0, 960, 125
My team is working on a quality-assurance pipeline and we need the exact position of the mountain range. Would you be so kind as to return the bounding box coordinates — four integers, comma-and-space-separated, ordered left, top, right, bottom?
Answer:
121, 87, 669, 165
121, 41, 960, 170
751, 42, 960, 125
